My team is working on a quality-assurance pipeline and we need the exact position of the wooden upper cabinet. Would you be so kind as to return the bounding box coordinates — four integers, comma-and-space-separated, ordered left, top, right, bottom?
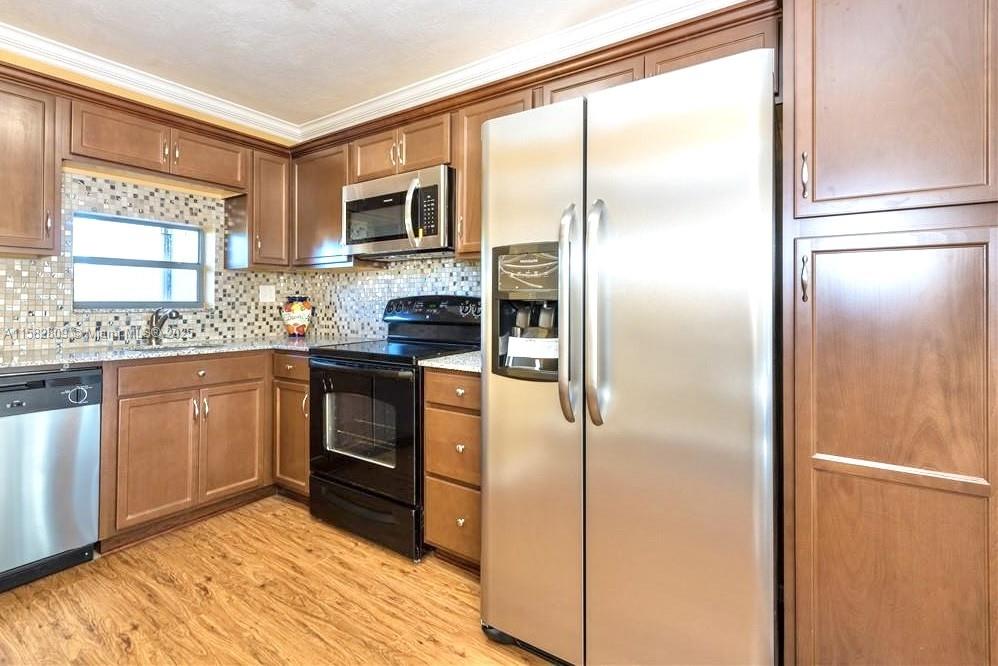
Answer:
251, 151, 291, 266
536, 56, 645, 106
116, 389, 200, 530
293, 144, 349, 265
794, 0, 998, 217
644, 16, 779, 94
274, 379, 310, 496
794, 228, 996, 663
452, 90, 532, 255
198, 381, 265, 503
349, 113, 452, 182
71, 101, 251, 190
172, 129, 250, 189
71, 100, 170, 173
0, 81, 58, 254
350, 129, 397, 183
397, 114, 451, 171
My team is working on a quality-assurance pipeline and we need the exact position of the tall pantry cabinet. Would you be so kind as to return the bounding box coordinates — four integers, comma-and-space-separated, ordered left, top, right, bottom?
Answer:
786, 0, 998, 663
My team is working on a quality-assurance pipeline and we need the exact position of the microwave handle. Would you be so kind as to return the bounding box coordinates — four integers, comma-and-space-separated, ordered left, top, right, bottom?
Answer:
403, 177, 421, 248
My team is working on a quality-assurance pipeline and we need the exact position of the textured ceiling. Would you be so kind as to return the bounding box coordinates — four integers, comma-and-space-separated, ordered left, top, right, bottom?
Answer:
0, 0, 641, 124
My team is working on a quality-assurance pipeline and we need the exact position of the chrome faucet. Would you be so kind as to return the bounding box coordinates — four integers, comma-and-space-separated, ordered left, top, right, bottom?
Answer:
144, 308, 181, 345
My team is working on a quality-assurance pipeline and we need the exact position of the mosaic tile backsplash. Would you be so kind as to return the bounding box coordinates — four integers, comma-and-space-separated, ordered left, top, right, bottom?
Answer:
0, 173, 481, 352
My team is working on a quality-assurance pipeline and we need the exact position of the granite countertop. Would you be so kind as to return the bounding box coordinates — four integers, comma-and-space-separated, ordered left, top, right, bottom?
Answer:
419, 351, 482, 374
0, 335, 366, 372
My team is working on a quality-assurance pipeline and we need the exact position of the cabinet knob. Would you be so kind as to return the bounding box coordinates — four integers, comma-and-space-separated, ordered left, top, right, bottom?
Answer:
455, 517, 466, 528
455, 443, 466, 454
455, 387, 466, 397
197, 369, 206, 377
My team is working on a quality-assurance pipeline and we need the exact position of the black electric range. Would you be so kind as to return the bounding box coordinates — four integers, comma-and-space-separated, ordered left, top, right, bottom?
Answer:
308, 295, 481, 560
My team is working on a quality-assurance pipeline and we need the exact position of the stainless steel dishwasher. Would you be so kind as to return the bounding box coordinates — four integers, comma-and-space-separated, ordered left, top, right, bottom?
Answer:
0, 368, 101, 592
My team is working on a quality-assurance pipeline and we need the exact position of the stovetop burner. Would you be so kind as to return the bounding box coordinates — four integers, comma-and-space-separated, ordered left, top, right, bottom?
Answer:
309, 295, 481, 366
310, 339, 478, 366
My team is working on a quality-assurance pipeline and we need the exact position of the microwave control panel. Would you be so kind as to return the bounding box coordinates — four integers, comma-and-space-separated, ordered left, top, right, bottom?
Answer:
418, 185, 439, 236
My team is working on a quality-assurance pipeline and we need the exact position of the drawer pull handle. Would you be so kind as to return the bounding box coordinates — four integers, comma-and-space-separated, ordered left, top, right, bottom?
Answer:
197, 370, 207, 377
286, 364, 294, 371
455, 517, 466, 528
455, 443, 466, 454
455, 387, 466, 397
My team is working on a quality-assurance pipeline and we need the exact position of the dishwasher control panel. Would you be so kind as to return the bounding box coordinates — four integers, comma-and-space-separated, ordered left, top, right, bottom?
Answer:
0, 370, 102, 416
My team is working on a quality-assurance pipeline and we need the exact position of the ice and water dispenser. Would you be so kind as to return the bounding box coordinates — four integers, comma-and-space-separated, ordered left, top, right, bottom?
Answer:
491, 243, 561, 381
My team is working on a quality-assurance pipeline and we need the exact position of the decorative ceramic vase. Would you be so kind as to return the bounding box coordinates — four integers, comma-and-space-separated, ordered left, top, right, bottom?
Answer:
280, 295, 314, 337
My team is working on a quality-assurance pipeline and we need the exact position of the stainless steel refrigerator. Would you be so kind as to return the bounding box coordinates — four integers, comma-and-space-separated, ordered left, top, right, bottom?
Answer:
479, 49, 775, 665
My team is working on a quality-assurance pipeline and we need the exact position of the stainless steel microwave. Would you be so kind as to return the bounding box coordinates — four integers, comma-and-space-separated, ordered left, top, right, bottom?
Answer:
341, 165, 452, 259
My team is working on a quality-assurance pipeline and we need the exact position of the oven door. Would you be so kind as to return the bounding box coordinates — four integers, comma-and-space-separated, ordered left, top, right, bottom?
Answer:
309, 358, 417, 505
341, 165, 450, 256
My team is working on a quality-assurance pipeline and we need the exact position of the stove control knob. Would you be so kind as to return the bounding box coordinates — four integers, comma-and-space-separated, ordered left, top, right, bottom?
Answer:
472, 303, 482, 317
459, 303, 471, 316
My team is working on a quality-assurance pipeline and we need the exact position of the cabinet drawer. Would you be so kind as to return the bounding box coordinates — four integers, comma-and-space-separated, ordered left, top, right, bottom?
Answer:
424, 370, 480, 411
425, 477, 481, 563
273, 352, 309, 381
118, 353, 267, 396
425, 407, 481, 487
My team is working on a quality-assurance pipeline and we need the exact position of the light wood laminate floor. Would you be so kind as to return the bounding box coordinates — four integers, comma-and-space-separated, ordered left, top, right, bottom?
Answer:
0, 496, 541, 665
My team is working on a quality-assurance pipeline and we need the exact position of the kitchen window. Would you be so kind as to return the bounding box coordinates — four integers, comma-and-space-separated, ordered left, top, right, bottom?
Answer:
72, 213, 205, 309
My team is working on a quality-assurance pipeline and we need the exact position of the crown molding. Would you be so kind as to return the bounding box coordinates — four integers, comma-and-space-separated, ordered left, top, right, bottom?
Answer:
0, 21, 301, 142
0, 0, 739, 145
296, 0, 740, 140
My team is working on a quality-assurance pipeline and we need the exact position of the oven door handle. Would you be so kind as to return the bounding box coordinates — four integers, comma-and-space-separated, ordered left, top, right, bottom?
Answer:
310, 358, 414, 381
403, 177, 421, 248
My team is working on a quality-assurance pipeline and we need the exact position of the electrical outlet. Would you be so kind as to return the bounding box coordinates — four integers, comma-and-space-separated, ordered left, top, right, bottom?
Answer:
259, 285, 276, 304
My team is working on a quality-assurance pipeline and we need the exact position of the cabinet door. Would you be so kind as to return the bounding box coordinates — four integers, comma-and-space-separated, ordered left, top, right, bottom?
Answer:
794, 229, 997, 663
794, 0, 998, 216
536, 56, 644, 106
171, 129, 250, 188
425, 477, 481, 563
397, 113, 451, 171
452, 90, 532, 255
117, 390, 199, 530
0, 82, 57, 252
292, 144, 349, 265
198, 381, 265, 503
251, 151, 291, 266
274, 380, 310, 496
644, 16, 779, 94
70, 100, 170, 173
349, 128, 397, 183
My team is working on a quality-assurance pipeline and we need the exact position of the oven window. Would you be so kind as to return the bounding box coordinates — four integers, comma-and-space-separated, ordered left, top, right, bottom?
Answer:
345, 193, 407, 245
323, 391, 398, 468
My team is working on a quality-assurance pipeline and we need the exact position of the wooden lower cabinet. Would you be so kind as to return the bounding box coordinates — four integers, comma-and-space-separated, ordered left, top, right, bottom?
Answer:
423, 369, 482, 565
198, 381, 265, 502
116, 389, 200, 530
425, 477, 481, 563
794, 228, 997, 663
112, 354, 269, 534
274, 379, 310, 496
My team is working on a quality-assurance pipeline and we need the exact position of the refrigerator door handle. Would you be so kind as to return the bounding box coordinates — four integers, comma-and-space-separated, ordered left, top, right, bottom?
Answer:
403, 177, 421, 248
585, 198, 606, 426
558, 203, 577, 423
